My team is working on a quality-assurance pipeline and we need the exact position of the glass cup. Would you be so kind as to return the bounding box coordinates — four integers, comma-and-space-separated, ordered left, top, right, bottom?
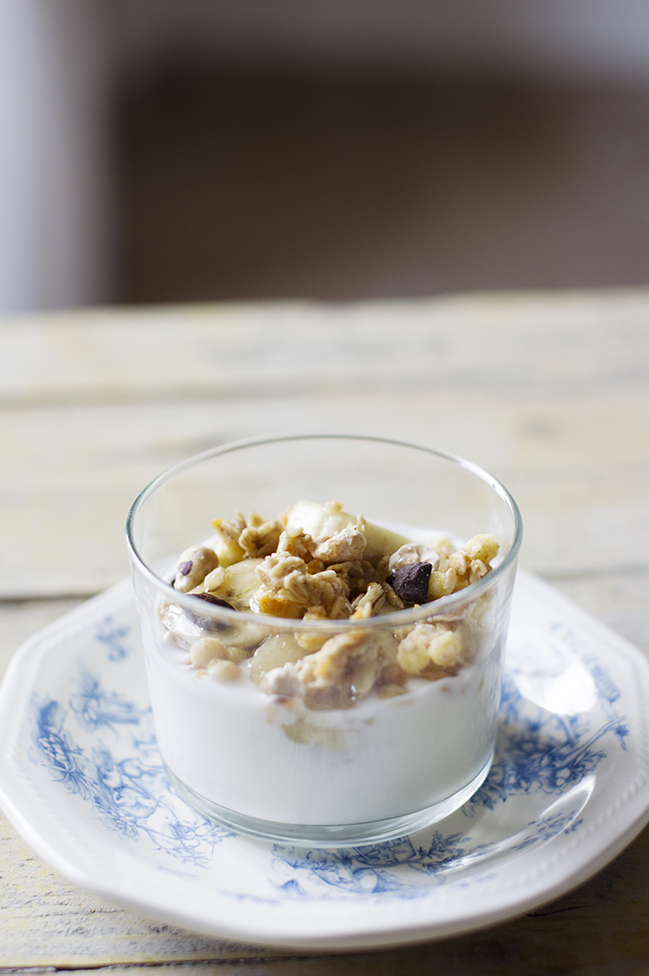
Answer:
126, 434, 522, 847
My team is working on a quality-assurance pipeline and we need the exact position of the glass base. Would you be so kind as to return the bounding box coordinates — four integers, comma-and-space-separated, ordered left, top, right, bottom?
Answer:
164, 753, 494, 849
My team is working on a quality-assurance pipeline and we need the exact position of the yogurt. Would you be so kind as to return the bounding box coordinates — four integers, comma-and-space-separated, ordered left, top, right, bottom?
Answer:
143, 500, 504, 834
147, 622, 502, 824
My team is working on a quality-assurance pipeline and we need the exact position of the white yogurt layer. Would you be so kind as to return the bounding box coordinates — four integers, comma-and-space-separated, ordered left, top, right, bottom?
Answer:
147, 627, 502, 824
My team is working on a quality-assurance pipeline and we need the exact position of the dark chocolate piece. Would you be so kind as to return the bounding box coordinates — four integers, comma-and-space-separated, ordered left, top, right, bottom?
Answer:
387, 561, 432, 605
187, 593, 236, 631
193, 593, 235, 611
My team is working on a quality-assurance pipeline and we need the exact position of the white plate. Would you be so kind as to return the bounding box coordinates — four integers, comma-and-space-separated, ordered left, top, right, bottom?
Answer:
0, 571, 648, 950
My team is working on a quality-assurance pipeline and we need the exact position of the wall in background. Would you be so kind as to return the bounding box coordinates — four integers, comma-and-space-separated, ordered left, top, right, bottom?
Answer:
0, 0, 115, 312
3, 0, 649, 312
116, 0, 649, 81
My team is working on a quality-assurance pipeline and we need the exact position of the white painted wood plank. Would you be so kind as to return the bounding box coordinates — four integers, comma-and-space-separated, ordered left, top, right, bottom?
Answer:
544, 572, 649, 655
2, 290, 649, 405
0, 814, 265, 967
1, 290, 648, 970
1, 386, 647, 596
0, 599, 84, 681
1, 818, 647, 971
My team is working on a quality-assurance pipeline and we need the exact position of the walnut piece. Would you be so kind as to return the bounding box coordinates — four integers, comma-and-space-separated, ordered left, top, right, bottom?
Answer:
313, 525, 367, 563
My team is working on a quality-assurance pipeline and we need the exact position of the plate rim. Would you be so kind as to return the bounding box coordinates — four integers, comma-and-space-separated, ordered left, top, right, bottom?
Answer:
1, 571, 648, 949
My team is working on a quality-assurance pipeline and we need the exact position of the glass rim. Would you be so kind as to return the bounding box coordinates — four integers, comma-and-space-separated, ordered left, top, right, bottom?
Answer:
125, 433, 523, 632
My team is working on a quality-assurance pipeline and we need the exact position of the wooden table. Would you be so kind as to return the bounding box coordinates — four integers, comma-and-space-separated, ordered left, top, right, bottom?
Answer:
1, 289, 649, 974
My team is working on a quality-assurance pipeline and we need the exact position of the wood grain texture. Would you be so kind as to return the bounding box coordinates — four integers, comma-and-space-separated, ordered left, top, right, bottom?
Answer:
0, 600, 84, 681
0, 816, 263, 967
551, 572, 649, 655
2, 385, 648, 596
1, 289, 649, 404
2, 804, 649, 972
1, 289, 648, 974
0, 577, 646, 972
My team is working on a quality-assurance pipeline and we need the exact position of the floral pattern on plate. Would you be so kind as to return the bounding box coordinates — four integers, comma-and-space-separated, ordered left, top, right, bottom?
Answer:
1, 572, 648, 947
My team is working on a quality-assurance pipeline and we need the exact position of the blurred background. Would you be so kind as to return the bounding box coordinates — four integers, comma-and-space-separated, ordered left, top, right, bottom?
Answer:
2, 0, 649, 312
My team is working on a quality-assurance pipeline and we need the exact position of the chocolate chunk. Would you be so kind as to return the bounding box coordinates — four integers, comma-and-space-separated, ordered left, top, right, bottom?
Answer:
187, 593, 236, 631
178, 560, 193, 577
387, 561, 432, 605
194, 594, 235, 611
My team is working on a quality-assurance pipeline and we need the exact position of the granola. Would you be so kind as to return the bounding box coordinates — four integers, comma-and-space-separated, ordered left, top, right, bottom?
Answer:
161, 499, 500, 710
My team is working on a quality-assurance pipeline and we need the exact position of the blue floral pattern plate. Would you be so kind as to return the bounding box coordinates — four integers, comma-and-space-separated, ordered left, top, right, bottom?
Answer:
0, 571, 648, 950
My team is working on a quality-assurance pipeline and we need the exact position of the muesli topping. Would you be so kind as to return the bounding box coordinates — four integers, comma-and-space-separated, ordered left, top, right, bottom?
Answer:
159, 500, 499, 709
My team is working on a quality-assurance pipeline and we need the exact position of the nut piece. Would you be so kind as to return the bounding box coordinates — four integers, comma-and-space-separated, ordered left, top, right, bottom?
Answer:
388, 543, 440, 573
251, 634, 306, 682
189, 636, 229, 668
428, 534, 499, 600
174, 546, 220, 592
313, 525, 367, 563
261, 628, 398, 709
189, 636, 249, 667
397, 623, 464, 675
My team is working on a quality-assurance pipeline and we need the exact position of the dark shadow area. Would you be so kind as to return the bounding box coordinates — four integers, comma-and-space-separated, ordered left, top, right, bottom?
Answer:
117, 66, 649, 302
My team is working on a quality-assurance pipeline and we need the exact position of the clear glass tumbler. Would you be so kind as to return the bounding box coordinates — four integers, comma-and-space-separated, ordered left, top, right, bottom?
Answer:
126, 434, 522, 847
